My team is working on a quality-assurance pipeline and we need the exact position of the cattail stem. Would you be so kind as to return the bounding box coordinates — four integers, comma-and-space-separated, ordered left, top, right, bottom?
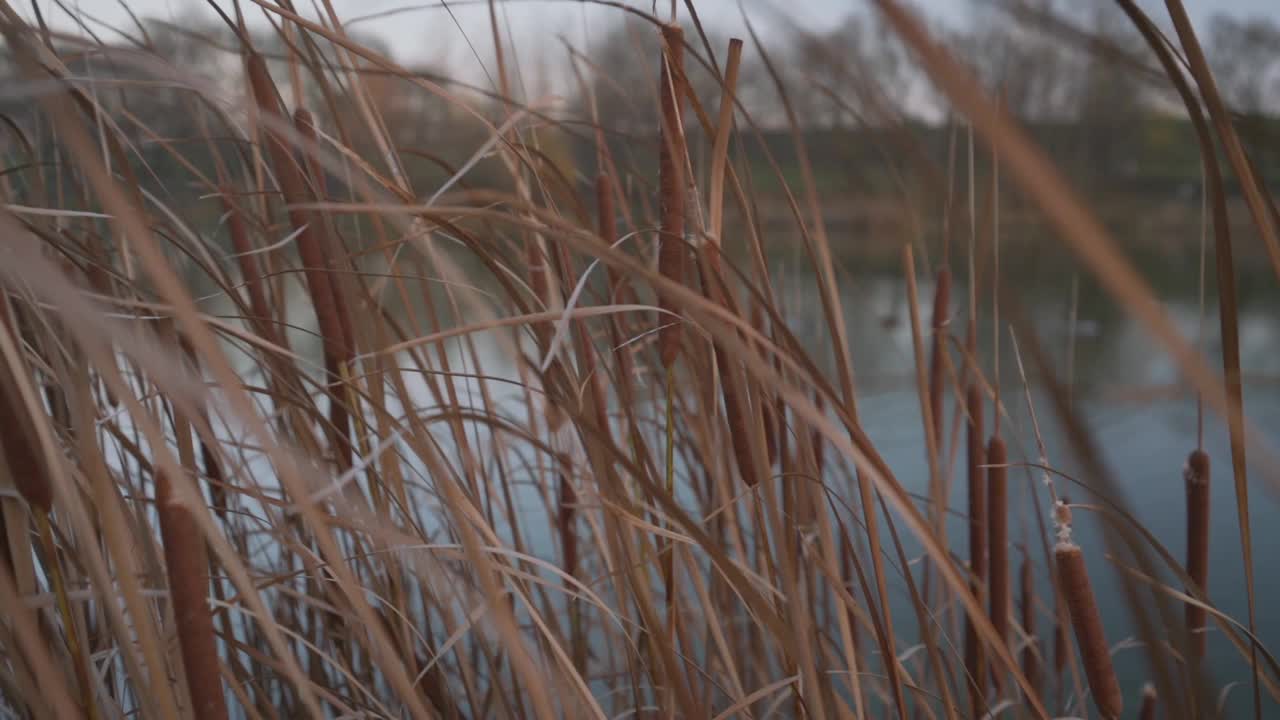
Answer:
812, 392, 826, 478
928, 268, 952, 449
220, 188, 280, 348
987, 435, 1010, 676
964, 382, 987, 716
557, 470, 583, 669
1185, 449, 1210, 658
657, 24, 687, 370
1056, 543, 1122, 720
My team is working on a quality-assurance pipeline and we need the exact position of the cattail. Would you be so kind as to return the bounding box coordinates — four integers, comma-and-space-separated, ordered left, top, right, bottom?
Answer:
656, 24, 687, 370
0, 298, 49, 512
1056, 542, 1122, 719
293, 109, 354, 357
558, 473, 577, 577
988, 436, 1010, 662
245, 58, 346, 362
1138, 683, 1157, 720
157, 469, 229, 720
1185, 449, 1210, 658
293, 109, 356, 470
1020, 554, 1039, 696
715, 350, 761, 488
964, 382, 987, 716
927, 268, 951, 447
246, 55, 353, 471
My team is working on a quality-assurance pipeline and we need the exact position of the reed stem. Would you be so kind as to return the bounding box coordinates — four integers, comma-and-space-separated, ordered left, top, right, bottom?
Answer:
657, 23, 687, 370
1185, 449, 1210, 658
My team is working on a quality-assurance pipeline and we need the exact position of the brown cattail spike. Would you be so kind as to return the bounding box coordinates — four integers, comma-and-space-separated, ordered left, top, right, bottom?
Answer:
1056, 543, 1122, 719
1138, 683, 1157, 720
157, 470, 229, 720
656, 24, 687, 370
0, 300, 50, 513
1185, 449, 1210, 658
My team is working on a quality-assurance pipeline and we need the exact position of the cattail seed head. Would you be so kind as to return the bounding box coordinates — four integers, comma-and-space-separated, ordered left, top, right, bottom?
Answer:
1056, 543, 1122, 720
1138, 683, 1157, 720
1185, 449, 1210, 658
558, 474, 577, 577
156, 470, 228, 720
0, 301, 50, 513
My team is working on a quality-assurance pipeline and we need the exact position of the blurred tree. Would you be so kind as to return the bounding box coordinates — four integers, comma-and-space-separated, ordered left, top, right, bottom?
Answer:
574, 18, 744, 134
1208, 15, 1280, 116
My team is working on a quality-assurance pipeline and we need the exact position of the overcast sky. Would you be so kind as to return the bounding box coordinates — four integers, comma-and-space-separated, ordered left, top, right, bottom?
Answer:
24, 0, 1278, 92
